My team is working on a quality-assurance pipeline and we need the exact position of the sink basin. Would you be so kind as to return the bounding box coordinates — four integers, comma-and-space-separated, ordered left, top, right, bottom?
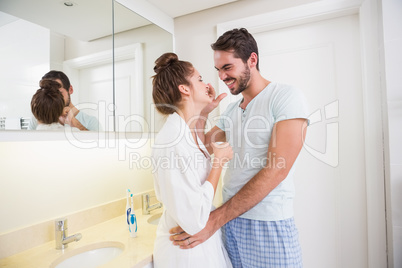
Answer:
50, 241, 124, 268
147, 212, 162, 225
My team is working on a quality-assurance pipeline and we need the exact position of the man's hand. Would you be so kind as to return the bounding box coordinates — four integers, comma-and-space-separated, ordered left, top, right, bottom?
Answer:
59, 107, 88, 131
169, 210, 221, 249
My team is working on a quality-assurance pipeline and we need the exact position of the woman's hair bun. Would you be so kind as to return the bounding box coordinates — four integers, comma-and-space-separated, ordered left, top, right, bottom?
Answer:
154, 52, 179, 74
39, 79, 62, 90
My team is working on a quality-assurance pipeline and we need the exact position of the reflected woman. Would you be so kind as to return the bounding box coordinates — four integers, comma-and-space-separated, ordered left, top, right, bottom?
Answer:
151, 53, 233, 268
31, 80, 79, 131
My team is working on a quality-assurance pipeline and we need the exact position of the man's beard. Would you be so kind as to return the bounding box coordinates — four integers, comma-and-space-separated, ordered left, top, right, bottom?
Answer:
229, 65, 251, 96
65, 94, 71, 107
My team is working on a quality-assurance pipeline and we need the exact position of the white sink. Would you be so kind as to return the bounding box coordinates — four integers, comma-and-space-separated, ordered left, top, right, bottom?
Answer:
50, 241, 124, 268
147, 212, 162, 225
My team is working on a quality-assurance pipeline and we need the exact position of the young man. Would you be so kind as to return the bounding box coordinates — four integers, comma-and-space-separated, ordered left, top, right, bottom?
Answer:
28, 70, 101, 131
170, 28, 309, 267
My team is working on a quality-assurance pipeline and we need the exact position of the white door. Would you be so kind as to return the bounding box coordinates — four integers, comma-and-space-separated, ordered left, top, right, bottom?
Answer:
220, 14, 367, 267
78, 58, 142, 132
79, 63, 114, 131
262, 15, 366, 268
114, 59, 144, 132
64, 44, 144, 132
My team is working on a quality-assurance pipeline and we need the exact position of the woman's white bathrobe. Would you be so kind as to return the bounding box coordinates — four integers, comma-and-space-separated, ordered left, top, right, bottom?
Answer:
151, 113, 232, 268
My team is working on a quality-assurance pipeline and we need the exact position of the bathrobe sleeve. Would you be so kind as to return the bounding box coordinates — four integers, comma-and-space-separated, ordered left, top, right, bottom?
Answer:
152, 144, 214, 235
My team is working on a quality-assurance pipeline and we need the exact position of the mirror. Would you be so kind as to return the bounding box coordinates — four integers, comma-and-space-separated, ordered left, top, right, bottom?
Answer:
112, 0, 173, 133
0, 0, 173, 133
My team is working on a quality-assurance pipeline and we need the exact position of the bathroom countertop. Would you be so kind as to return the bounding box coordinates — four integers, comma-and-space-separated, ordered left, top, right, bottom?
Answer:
0, 208, 162, 268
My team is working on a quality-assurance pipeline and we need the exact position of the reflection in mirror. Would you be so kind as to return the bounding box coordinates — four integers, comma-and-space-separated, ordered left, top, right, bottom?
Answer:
0, 0, 114, 131
113, 1, 173, 133
0, 0, 173, 133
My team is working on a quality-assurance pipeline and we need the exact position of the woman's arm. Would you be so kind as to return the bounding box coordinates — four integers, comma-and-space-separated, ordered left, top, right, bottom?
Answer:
196, 84, 227, 154
153, 142, 231, 235
206, 142, 233, 194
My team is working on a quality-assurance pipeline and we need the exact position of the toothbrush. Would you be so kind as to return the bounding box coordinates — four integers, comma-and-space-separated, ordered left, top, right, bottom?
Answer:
129, 193, 137, 237
126, 189, 131, 229
129, 211, 137, 237
130, 193, 134, 212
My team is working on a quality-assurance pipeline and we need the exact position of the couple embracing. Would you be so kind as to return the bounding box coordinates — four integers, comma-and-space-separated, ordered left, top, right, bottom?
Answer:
151, 28, 309, 268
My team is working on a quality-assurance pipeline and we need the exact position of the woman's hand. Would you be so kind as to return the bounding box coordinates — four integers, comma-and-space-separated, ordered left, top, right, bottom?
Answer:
59, 107, 75, 126
59, 107, 71, 125
211, 142, 233, 167
201, 84, 227, 116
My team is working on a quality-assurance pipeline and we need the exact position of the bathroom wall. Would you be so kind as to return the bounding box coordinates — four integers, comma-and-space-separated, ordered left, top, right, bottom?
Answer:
381, 0, 402, 267
0, 22, 171, 235
0, 137, 154, 234
0, 18, 52, 119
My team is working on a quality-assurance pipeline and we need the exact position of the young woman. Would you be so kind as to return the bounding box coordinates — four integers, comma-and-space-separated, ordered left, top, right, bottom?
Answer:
151, 53, 233, 268
30, 80, 79, 131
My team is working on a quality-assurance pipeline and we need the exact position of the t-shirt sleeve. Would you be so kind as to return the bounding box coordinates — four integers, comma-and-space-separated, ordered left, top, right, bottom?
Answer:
86, 117, 102, 131
76, 112, 102, 131
272, 86, 310, 125
152, 145, 214, 235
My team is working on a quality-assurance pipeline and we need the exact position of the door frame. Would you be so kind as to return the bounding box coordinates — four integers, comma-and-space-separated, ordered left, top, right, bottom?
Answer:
216, 0, 388, 267
63, 43, 144, 132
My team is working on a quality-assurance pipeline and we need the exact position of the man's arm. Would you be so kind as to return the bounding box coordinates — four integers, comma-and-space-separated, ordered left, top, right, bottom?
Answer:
68, 117, 88, 131
170, 118, 308, 249
203, 126, 226, 154
60, 108, 89, 131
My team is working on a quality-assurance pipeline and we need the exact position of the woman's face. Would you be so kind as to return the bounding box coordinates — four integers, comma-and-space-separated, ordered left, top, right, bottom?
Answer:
188, 68, 213, 107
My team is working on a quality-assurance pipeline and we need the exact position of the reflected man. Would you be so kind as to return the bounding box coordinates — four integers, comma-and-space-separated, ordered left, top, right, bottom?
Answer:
28, 70, 101, 131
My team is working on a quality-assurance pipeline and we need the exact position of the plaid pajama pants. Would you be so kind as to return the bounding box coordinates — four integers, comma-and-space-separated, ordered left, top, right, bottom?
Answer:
222, 217, 303, 268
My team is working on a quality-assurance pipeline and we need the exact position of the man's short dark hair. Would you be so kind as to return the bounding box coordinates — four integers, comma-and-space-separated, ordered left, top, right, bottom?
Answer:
211, 28, 260, 70
41, 70, 71, 90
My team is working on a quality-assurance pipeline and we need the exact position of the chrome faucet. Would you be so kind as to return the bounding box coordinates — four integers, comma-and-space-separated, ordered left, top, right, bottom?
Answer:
55, 218, 82, 250
142, 193, 162, 215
